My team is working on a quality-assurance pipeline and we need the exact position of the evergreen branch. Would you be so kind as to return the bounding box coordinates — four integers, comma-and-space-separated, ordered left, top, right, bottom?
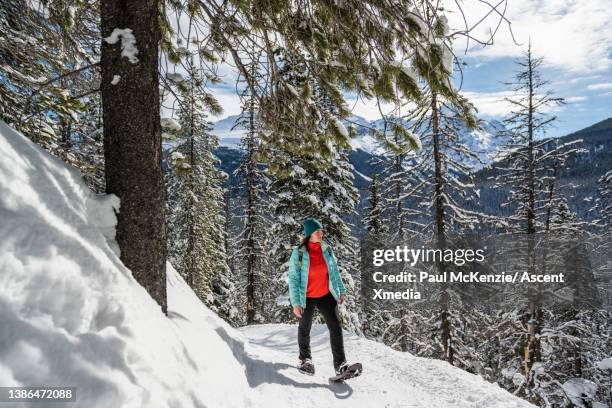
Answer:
19, 62, 101, 127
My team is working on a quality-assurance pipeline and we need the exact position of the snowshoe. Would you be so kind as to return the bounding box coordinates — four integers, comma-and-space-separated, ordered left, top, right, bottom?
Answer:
329, 362, 362, 382
297, 358, 315, 375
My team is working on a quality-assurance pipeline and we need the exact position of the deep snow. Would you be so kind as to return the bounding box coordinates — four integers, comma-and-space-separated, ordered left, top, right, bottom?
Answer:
0, 121, 536, 408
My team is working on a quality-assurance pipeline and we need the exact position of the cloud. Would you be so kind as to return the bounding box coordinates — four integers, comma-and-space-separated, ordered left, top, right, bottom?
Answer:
462, 90, 566, 117
161, 85, 243, 121
445, 0, 612, 73
461, 91, 516, 117
212, 89, 244, 118
344, 97, 398, 121
565, 96, 587, 102
587, 83, 612, 90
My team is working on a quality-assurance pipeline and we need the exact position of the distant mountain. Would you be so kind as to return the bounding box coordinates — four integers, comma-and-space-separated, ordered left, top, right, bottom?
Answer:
458, 120, 509, 169
348, 116, 509, 170
474, 117, 612, 220
212, 116, 612, 231
211, 114, 508, 170
212, 114, 374, 149
211, 115, 247, 147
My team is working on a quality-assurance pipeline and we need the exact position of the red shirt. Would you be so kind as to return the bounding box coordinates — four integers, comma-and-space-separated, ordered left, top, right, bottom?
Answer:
306, 241, 330, 298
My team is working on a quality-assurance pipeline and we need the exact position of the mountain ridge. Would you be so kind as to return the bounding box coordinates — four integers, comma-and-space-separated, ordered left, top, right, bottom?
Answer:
212, 113, 508, 170
212, 116, 612, 226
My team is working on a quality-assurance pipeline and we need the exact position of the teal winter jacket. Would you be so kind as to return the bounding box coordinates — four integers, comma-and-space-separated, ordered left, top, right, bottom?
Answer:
288, 241, 346, 308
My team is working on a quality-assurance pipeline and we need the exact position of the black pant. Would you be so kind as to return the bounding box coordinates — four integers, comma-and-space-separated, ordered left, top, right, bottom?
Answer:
298, 292, 346, 369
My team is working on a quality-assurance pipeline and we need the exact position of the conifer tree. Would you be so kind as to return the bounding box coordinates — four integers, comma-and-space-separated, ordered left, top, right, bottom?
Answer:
266, 139, 362, 330
161, 0, 486, 169
233, 50, 274, 324
376, 12, 483, 367
361, 172, 391, 337
590, 169, 612, 313
0, 0, 98, 142
265, 73, 362, 330
492, 43, 566, 387
101, 0, 168, 312
376, 116, 423, 239
363, 173, 388, 239
592, 170, 612, 234
165, 58, 233, 318
0, 0, 103, 190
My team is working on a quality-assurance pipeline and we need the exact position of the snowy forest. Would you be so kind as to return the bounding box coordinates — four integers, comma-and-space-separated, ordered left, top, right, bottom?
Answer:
0, 0, 611, 407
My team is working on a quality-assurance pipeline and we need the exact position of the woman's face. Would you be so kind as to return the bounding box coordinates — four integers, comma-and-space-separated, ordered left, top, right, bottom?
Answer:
309, 229, 324, 242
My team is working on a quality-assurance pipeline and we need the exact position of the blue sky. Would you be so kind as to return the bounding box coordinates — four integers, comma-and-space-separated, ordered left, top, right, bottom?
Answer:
458, 55, 612, 137
207, 0, 612, 138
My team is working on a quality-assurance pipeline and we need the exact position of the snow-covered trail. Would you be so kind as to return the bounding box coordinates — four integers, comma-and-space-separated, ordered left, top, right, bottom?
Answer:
0, 121, 536, 408
238, 323, 534, 408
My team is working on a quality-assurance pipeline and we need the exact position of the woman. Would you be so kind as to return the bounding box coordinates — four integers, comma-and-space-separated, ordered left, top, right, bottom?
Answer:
288, 217, 349, 376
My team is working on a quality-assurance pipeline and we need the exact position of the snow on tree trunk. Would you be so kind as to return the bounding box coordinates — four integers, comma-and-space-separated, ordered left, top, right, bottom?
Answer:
101, 0, 167, 313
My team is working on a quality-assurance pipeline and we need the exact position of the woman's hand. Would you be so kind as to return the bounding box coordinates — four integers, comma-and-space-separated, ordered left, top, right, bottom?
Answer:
338, 294, 346, 304
293, 306, 303, 318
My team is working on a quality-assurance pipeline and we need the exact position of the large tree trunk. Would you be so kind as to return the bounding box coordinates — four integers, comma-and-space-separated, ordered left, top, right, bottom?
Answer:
100, 0, 167, 314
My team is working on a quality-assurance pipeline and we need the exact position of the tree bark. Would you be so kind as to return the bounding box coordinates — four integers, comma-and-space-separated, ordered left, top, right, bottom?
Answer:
245, 103, 256, 324
431, 91, 453, 365
100, 0, 167, 314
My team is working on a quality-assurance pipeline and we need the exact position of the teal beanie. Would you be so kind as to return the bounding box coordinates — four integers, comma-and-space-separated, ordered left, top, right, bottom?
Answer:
303, 218, 323, 237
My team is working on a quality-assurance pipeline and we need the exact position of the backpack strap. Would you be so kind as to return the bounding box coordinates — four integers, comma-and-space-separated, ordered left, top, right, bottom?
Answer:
297, 245, 333, 270
297, 246, 304, 270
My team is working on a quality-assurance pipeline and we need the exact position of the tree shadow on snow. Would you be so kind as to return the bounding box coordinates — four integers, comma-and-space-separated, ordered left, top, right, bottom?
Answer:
245, 326, 328, 352
215, 326, 354, 398
167, 310, 190, 322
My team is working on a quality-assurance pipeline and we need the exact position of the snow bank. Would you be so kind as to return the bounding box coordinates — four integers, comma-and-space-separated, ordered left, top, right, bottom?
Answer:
0, 121, 536, 408
0, 121, 251, 407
